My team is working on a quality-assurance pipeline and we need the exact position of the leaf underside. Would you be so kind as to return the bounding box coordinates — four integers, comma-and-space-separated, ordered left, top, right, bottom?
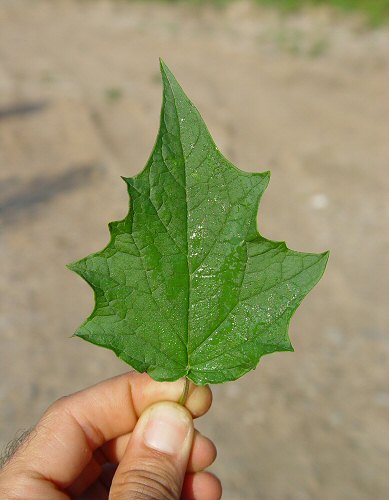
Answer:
68, 60, 329, 385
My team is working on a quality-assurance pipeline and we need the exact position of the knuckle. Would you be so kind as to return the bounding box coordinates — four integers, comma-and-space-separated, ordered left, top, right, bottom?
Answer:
111, 457, 181, 500
44, 395, 72, 418
36, 396, 73, 433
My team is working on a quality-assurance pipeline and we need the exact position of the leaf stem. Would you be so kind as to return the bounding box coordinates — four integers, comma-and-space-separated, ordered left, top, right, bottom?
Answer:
178, 377, 190, 406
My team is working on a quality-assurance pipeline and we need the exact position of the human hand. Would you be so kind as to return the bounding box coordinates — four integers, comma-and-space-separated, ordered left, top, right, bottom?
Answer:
0, 372, 221, 499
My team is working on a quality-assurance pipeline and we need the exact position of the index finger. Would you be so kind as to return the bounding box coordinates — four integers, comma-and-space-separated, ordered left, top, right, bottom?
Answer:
10, 372, 212, 489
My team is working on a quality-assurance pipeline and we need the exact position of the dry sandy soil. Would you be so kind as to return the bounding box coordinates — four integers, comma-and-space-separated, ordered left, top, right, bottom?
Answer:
0, 1, 389, 498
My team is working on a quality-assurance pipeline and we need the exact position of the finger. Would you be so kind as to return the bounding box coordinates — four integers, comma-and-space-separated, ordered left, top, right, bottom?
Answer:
101, 432, 131, 463
67, 455, 102, 496
74, 462, 116, 500
5, 372, 211, 490
103, 429, 216, 472
77, 463, 116, 500
110, 402, 194, 499
188, 431, 217, 473
182, 471, 222, 500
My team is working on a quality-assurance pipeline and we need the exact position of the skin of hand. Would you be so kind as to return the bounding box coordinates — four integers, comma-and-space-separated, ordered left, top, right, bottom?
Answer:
0, 372, 221, 500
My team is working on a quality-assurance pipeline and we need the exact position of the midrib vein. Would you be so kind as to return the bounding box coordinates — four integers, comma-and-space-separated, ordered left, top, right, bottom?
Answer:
165, 75, 191, 373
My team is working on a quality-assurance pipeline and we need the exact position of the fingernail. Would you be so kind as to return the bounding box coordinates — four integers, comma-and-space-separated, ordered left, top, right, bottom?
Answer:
143, 404, 191, 455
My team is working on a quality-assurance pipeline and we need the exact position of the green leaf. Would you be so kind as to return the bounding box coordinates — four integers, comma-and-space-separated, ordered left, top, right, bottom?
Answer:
68, 59, 329, 385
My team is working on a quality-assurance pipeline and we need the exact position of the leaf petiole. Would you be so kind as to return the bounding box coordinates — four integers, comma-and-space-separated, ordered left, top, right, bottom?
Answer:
178, 377, 190, 406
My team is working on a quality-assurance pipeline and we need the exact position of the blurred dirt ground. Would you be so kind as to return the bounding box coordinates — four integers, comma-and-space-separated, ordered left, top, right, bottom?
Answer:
0, 1, 389, 498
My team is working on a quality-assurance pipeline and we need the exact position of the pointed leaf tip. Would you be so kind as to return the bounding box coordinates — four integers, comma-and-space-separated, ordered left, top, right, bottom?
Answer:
159, 57, 171, 74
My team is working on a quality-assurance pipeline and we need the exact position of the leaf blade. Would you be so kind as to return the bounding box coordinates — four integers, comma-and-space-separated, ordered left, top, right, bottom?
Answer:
68, 60, 329, 385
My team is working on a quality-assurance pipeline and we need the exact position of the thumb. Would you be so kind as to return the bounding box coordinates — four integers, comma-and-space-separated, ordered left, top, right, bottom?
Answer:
109, 401, 194, 500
